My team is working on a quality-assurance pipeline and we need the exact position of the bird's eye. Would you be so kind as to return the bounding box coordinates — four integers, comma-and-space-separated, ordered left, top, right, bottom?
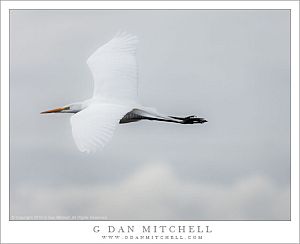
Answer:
65, 106, 70, 110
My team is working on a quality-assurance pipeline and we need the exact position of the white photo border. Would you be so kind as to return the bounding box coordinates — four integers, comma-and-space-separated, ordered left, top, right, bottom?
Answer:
1, 1, 299, 243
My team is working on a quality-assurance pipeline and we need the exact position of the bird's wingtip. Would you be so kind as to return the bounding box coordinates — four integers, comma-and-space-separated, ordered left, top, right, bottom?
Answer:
114, 30, 139, 42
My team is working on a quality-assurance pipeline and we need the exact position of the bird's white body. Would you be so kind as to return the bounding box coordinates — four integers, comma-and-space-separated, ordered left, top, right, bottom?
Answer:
70, 98, 172, 153
41, 32, 207, 153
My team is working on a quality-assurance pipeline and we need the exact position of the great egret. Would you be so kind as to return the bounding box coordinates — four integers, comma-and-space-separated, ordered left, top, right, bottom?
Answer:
41, 32, 207, 153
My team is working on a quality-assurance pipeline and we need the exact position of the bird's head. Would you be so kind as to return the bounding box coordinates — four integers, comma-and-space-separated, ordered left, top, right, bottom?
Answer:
40, 102, 83, 114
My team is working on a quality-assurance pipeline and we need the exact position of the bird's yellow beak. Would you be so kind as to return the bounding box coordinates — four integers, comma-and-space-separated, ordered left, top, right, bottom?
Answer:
40, 107, 66, 114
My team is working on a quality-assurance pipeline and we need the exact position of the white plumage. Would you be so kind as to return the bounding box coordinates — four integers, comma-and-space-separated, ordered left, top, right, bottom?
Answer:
71, 103, 131, 153
41, 32, 207, 153
87, 33, 139, 103
72, 33, 139, 152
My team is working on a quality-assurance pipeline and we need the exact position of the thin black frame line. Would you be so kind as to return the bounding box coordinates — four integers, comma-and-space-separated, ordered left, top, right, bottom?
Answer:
0, 242, 297, 244
2, 0, 299, 1
289, 6, 292, 221
8, 8, 293, 10
8, 9, 292, 222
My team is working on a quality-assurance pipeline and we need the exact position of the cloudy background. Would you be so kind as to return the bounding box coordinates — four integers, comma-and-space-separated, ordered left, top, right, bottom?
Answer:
10, 10, 290, 220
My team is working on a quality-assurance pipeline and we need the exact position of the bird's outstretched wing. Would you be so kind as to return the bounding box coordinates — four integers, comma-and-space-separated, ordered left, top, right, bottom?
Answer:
70, 103, 130, 153
87, 32, 139, 103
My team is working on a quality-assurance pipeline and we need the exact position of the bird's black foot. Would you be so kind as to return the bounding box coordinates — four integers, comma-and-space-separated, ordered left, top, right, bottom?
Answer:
183, 116, 207, 124
169, 115, 207, 124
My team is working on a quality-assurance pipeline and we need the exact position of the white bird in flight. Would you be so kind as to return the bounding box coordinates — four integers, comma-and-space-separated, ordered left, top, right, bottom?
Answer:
41, 32, 207, 153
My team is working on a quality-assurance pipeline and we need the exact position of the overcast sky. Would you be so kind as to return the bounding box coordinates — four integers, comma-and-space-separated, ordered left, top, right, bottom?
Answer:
10, 10, 290, 220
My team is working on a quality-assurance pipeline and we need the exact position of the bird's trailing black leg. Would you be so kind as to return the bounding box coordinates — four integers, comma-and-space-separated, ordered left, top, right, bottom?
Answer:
120, 110, 207, 124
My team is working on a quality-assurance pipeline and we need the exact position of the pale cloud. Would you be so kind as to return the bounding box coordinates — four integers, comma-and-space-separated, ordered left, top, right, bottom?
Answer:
11, 163, 290, 220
